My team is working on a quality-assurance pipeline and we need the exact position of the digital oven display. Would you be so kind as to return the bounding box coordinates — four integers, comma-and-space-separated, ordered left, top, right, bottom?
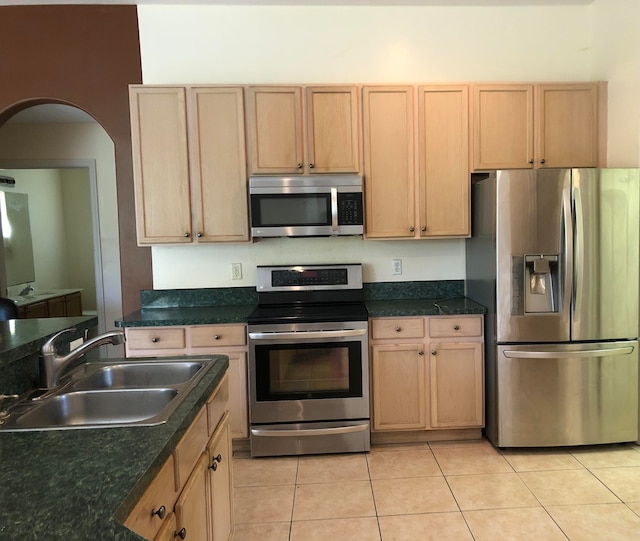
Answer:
272, 269, 348, 287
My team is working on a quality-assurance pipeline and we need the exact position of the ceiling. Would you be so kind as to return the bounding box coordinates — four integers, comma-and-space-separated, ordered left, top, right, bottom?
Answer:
0, 0, 595, 5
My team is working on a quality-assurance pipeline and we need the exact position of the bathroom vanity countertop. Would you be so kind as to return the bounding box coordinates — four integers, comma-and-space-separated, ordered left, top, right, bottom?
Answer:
9, 288, 83, 307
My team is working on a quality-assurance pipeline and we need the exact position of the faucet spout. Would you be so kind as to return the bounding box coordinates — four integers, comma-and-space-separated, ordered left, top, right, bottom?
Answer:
39, 329, 125, 389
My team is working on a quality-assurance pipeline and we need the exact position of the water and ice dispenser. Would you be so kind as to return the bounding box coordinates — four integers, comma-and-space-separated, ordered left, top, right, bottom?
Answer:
524, 255, 559, 313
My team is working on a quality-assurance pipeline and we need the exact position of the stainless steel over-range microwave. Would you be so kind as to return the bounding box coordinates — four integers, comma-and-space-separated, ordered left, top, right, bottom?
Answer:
249, 175, 364, 238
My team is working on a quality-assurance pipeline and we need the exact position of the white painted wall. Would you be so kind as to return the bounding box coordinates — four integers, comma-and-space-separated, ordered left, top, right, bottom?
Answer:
138, 3, 607, 289
590, 0, 640, 167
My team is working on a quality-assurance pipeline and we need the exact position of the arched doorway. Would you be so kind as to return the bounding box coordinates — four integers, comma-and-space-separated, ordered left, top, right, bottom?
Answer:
0, 103, 124, 356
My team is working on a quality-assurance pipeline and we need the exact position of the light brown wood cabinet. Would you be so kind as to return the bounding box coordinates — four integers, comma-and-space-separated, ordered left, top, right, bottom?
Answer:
129, 85, 249, 245
472, 83, 602, 170
125, 324, 249, 440
247, 85, 361, 175
125, 375, 233, 541
362, 85, 469, 239
369, 315, 484, 437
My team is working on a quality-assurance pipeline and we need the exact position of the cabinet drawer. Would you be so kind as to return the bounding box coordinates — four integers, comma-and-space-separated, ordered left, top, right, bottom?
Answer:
124, 455, 177, 540
207, 374, 229, 437
429, 316, 482, 338
126, 328, 186, 350
371, 318, 424, 340
190, 324, 246, 348
173, 406, 208, 491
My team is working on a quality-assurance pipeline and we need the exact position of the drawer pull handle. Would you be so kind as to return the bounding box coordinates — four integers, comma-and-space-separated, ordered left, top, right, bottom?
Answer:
214, 335, 221, 340
175, 528, 187, 539
418, 350, 424, 356
152, 505, 166, 519
454, 325, 460, 331
151, 337, 159, 343
395, 327, 401, 332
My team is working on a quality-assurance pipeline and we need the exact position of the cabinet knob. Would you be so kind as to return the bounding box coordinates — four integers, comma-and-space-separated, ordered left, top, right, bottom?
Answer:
418, 350, 424, 356
196, 232, 202, 238
409, 226, 415, 232
395, 326, 401, 332
210, 462, 218, 471
421, 226, 426, 232
540, 159, 546, 164
431, 350, 437, 356
529, 159, 534, 164
296, 163, 303, 169
215, 454, 223, 463
152, 505, 166, 519
454, 325, 460, 331
308, 163, 314, 169
214, 335, 221, 340
151, 337, 159, 343
175, 528, 187, 539
184, 232, 190, 238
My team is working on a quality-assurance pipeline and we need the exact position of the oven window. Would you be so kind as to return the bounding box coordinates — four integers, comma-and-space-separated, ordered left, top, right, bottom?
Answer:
251, 194, 331, 227
255, 341, 363, 401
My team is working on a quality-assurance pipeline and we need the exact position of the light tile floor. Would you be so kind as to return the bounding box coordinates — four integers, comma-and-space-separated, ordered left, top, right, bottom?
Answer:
232, 440, 640, 540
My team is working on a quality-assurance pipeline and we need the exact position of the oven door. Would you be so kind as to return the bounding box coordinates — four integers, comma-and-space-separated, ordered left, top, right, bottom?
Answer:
248, 321, 369, 424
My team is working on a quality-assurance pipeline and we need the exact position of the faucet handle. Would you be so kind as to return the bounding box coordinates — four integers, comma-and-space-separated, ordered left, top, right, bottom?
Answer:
41, 327, 77, 354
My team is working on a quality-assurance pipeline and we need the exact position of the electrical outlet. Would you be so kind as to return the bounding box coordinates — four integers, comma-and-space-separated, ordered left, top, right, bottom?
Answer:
391, 259, 402, 275
231, 263, 242, 280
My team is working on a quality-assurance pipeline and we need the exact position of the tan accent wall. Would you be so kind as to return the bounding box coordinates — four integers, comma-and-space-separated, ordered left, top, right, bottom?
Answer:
0, 5, 151, 316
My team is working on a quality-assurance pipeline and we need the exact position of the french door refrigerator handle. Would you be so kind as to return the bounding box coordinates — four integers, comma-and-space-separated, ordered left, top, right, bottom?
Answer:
572, 185, 584, 321
562, 187, 573, 319
251, 423, 369, 438
503, 346, 635, 359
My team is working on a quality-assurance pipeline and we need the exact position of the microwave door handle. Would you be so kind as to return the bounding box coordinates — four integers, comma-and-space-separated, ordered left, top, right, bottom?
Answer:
331, 187, 338, 233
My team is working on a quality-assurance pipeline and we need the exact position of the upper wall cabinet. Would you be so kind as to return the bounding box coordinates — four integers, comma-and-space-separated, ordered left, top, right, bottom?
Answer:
129, 85, 249, 245
363, 85, 469, 239
247, 85, 361, 175
472, 83, 602, 170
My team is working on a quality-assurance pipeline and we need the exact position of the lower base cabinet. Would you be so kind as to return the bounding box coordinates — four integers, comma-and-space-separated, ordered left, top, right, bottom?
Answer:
125, 375, 234, 541
370, 315, 484, 437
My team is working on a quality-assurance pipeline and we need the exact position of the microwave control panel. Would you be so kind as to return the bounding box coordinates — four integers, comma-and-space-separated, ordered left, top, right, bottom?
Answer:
337, 193, 363, 225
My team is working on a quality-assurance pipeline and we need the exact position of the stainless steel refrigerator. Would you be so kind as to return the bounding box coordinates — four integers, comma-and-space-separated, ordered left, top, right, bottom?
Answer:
466, 169, 639, 448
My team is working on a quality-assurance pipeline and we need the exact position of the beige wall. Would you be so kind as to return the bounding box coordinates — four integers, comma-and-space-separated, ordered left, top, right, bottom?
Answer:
138, 3, 613, 289
0, 121, 121, 332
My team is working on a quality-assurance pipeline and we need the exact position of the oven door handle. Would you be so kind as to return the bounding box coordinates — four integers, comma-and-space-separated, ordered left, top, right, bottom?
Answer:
248, 329, 367, 340
251, 423, 369, 438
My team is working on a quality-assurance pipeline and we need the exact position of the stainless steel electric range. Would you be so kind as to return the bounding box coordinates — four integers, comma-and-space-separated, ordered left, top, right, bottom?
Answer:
247, 263, 370, 457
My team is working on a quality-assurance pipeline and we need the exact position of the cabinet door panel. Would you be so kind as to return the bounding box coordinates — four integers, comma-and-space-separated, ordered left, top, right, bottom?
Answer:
372, 344, 427, 431
248, 86, 304, 174
190, 87, 249, 242
130, 86, 192, 243
175, 453, 210, 541
419, 86, 470, 237
65, 292, 83, 316
473, 84, 534, 170
363, 86, 415, 238
430, 342, 483, 428
306, 86, 360, 173
207, 414, 234, 541
536, 83, 598, 168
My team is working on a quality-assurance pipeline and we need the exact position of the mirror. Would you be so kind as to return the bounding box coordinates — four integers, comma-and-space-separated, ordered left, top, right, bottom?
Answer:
0, 191, 36, 286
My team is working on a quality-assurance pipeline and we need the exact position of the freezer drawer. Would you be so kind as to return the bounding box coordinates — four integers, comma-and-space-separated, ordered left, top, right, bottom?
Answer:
496, 342, 638, 447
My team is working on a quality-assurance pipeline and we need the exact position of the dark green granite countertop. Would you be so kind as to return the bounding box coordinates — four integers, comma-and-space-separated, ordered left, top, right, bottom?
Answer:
115, 304, 256, 327
365, 296, 486, 318
0, 316, 98, 370
0, 355, 228, 540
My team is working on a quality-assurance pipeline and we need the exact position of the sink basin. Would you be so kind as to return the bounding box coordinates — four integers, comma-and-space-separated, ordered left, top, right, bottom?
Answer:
15, 388, 178, 429
0, 356, 219, 431
72, 361, 204, 390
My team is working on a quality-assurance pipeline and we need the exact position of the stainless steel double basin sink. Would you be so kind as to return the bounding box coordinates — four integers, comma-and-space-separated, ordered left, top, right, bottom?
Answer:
0, 358, 217, 431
